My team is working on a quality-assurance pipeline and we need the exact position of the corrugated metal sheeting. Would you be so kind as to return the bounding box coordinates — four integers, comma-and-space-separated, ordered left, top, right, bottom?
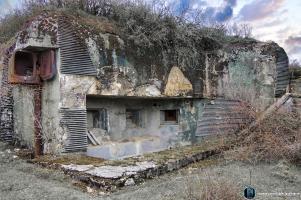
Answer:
58, 18, 97, 76
275, 48, 289, 97
195, 98, 251, 137
60, 108, 88, 152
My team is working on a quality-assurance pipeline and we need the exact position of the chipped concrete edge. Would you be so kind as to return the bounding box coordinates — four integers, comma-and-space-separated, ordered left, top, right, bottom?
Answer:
30, 147, 225, 192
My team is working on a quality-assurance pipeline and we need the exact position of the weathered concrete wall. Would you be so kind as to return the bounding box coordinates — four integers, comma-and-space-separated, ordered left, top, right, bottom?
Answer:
1, 14, 60, 151
11, 54, 61, 152
41, 50, 62, 154
83, 35, 287, 114
20, 13, 287, 106
12, 86, 35, 147
86, 97, 199, 146
60, 74, 94, 109
84, 32, 198, 98
0, 12, 291, 154
16, 13, 58, 50
217, 50, 277, 110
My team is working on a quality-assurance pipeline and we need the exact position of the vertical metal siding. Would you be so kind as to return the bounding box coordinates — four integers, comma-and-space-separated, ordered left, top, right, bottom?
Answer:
60, 108, 88, 152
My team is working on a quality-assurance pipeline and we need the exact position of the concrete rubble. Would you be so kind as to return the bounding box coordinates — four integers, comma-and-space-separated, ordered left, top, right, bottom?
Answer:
33, 141, 224, 192
62, 161, 156, 179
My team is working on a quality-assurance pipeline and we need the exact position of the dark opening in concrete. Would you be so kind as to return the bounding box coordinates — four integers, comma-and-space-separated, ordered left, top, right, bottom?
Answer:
160, 109, 179, 124
15, 51, 34, 76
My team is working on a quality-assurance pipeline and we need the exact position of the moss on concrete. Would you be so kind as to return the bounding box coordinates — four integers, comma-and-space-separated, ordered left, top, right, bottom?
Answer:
34, 154, 105, 166
32, 135, 230, 167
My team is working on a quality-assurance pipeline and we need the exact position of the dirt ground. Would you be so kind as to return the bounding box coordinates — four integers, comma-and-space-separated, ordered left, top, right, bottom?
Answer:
0, 142, 300, 200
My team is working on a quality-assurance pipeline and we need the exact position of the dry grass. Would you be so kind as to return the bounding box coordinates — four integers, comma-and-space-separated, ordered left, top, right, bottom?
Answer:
179, 176, 243, 200
199, 179, 243, 200
231, 111, 301, 165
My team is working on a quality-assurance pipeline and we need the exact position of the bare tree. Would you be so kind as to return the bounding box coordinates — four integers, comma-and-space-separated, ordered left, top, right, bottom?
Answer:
289, 59, 301, 68
226, 22, 252, 38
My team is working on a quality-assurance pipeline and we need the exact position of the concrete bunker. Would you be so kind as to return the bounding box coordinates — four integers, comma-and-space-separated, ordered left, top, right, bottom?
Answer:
0, 12, 292, 159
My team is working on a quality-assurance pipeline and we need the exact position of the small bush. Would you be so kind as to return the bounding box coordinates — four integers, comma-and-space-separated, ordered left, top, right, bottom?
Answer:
199, 179, 243, 200
0, 0, 253, 69
0, 7, 44, 45
181, 176, 243, 200
233, 111, 301, 165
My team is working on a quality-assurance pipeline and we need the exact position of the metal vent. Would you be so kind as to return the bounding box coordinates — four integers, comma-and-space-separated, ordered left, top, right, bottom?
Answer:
58, 19, 97, 76
196, 98, 250, 137
275, 48, 289, 97
60, 108, 88, 152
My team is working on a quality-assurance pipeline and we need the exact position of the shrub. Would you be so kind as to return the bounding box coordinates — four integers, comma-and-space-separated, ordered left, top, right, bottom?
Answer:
199, 178, 243, 200
180, 176, 243, 200
0, 6, 44, 45
232, 111, 301, 165
0, 0, 253, 68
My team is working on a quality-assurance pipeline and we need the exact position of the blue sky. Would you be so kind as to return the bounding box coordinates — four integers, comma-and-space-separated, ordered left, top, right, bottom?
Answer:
0, 0, 19, 15
0, 0, 300, 62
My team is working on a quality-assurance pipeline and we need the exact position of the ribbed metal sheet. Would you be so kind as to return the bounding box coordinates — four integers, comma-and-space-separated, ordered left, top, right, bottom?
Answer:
60, 108, 88, 152
196, 98, 251, 136
275, 48, 289, 97
58, 18, 97, 76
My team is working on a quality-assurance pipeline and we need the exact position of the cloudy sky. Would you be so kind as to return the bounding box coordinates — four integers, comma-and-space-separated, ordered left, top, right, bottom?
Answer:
170, 0, 301, 62
0, 0, 300, 62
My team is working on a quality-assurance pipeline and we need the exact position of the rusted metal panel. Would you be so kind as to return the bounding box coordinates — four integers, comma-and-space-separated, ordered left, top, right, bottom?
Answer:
60, 108, 88, 152
34, 86, 43, 156
58, 18, 97, 76
40, 50, 56, 80
8, 51, 40, 84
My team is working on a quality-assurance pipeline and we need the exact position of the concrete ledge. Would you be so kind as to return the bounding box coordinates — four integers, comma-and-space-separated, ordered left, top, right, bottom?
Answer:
50, 148, 221, 192
31, 138, 228, 192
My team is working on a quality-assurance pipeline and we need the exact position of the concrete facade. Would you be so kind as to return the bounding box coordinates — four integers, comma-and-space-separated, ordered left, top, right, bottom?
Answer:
86, 97, 197, 140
